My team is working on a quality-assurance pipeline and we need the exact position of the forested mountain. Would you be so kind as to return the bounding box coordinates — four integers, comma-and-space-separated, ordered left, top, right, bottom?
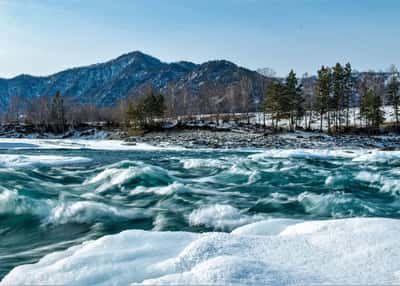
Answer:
0, 51, 268, 111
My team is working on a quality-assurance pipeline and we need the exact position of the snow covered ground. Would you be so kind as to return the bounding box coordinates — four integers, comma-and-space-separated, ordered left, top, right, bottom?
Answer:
252, 105, 397, 130
0, 138, 184, 151
1, 218, 399, 285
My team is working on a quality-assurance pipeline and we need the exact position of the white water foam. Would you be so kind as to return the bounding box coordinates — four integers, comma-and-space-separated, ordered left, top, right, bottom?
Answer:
84, 163, 175, 193
181, 158, 226, 169
188, 204, 264, 231
356, 171, 400, 195
0, 188, 146, 224
0, 154, 91, 168
249, 149, 360, 160
130, 182, 186, 196
249, 148, 400, 163
2, 218, 400, 285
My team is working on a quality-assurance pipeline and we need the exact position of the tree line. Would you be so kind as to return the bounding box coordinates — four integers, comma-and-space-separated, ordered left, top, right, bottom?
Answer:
262, 63, 399, 132
1, 63, 399, 134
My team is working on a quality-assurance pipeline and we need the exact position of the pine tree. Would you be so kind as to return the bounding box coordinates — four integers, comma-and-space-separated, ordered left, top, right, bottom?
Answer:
332, 63, 345, 131
343, 63, 354, 129
315, 66, 332, 132
360, 88, 384, 128
387, 73, 400, 126
285, 70, 304, 131
127, 91, 165, 129
263, 81, 283, 130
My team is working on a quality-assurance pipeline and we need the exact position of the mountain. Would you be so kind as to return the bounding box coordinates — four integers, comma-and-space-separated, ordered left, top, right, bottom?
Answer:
0, 51, 268, 110
0, 52, 393, 112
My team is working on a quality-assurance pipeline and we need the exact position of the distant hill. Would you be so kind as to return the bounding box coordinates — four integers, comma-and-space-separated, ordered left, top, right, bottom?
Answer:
0, 51, 269, 110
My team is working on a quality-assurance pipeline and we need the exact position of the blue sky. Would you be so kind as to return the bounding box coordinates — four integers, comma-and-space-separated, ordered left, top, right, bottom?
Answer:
0, 0, 399, 78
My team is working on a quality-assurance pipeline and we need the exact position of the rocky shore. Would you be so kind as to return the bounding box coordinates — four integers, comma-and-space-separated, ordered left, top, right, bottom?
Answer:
130, 129, 400, 150
1, 124, 399, 150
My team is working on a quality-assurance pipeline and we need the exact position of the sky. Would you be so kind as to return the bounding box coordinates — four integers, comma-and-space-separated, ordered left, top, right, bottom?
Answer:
0, 0, 399, 78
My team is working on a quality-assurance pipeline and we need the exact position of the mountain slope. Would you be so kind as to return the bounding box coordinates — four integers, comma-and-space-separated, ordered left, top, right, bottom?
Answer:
0, 52, 267, 110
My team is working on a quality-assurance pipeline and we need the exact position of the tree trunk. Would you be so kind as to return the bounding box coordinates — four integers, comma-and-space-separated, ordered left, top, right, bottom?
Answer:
327, 112, 331, 134
320, 113, 323, 132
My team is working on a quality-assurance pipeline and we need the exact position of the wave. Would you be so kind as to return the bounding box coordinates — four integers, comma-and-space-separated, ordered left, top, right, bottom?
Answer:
249, 149, 360, 160
249, 148, 400, 163
84, 161, 176, 193
180, 158, 227, 169
2, 217, 399, 285
0, 154, 91, 168
356, 171, 400, 195
188, 204, 264, 231
0, 188, 147, 225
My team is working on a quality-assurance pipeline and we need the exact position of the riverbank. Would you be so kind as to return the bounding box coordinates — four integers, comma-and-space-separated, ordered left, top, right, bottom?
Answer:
1, 124, 400, 150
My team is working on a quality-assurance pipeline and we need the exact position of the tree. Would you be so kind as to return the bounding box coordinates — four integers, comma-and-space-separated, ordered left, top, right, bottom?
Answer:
387, 69, 400, 126
50, 91, 66, 133
127, 91, 166, 129
301, 73, 315, 130
263, 81, 283, 130
5, 95, 25, 124
360, 88, 384, 128
315, 66, 332, 132
343, 63, 354, 129
285, 70, 304, 131
239, 76, 253, 125
332, 63, 345, 131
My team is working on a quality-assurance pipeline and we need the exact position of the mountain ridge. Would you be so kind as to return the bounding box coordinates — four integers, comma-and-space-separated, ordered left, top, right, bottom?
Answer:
0, 51, 269, 110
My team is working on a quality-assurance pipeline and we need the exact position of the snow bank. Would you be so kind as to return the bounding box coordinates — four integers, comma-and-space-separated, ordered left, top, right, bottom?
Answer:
0, 154, 91, 168
0, 138, 184, 151
2, 218, 400, 285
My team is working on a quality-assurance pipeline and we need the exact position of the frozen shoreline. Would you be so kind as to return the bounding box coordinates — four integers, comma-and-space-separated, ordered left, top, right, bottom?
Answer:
2, 217, 399, 285
1, 129, 400, 150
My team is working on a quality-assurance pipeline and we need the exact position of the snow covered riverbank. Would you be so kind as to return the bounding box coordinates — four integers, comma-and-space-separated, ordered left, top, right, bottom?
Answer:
2, 129, 400, 151
1, 218, 399, 285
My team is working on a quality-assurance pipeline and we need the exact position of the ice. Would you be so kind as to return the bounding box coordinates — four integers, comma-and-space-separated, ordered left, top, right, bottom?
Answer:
2, 218, 400, 285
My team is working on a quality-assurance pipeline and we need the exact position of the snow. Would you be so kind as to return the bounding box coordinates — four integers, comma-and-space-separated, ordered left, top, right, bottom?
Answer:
0, 138, 184, 151
208, 105, 398, 131
2, 218, 400, 285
